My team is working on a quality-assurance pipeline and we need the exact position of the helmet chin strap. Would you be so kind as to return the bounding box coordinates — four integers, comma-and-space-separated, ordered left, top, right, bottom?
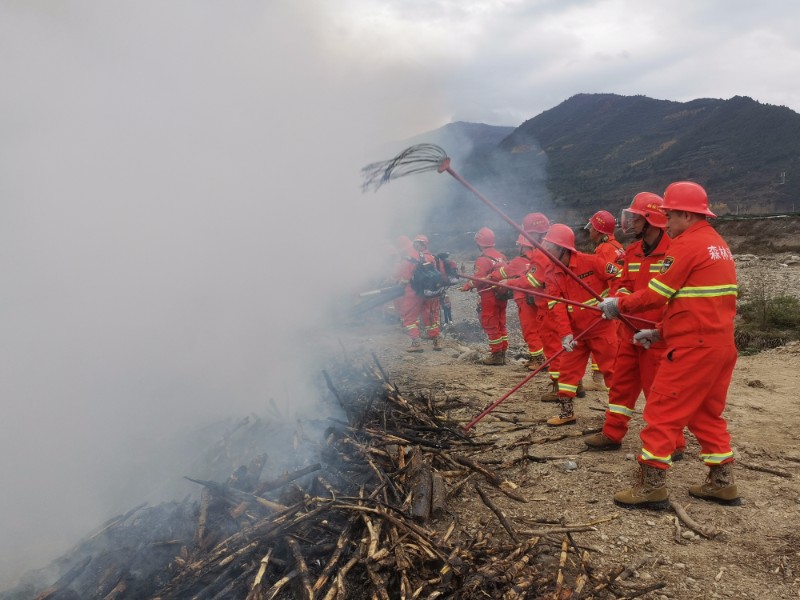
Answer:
634, 222, 649, 240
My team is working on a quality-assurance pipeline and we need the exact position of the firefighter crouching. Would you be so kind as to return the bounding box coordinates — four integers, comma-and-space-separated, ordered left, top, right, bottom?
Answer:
585, 192, 687, 460
460, 227, 509, 365
599, 181, 740, 509
540, 224, 618, 426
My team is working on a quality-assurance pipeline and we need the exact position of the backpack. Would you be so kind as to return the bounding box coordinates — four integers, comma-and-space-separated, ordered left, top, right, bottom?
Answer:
436, 252, 460, 285
410, 260, 444, 297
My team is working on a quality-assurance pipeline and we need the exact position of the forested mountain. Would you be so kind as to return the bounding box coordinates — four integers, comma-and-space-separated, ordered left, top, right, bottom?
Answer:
503, 93, 800, 217
395, 95, 800, 243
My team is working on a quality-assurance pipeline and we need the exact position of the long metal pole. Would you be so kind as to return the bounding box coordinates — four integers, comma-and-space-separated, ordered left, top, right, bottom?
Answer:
438, 159, 639, 330
463, 317, 604, 431
459, 274, 656, 327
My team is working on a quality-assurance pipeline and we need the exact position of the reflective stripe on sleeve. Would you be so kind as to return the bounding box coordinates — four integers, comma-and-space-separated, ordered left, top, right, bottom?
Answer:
527, 273, 543, 287
648, 278, 677, 298
673, 284, 738, 299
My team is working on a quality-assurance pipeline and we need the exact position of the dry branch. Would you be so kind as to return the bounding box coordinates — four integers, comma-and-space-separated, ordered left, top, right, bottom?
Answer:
475, 484, 520, 543
670, 500, 718, 539
16, 357, 635, 600
738, 461, 793, 478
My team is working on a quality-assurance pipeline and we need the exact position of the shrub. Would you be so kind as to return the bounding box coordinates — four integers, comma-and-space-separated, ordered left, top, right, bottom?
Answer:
765, 295, 800, 328
739, 293, 800, 329
736, 293, 800, 352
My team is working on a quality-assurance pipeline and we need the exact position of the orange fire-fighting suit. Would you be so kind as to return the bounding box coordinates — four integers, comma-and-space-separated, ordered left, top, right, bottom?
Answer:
545, 252, 618, 397
594, 234, 624, 265
396, 251, 441, 340
603, 231, 686, 450
617, 220, 738, 470
589, 234, 625, 375
516, 251, 563, 380
498, 248, 544, 360
463, 248, 508, 353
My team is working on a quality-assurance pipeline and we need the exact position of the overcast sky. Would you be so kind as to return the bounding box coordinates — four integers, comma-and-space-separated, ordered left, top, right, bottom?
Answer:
0, 0, 797, 588
326, 0, 800, 130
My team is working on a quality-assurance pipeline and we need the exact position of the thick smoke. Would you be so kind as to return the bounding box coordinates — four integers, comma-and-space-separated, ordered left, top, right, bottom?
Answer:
0, 1, 449, 586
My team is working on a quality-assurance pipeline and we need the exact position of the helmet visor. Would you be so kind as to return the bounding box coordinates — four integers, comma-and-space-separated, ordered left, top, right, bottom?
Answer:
620, 209, 644, 234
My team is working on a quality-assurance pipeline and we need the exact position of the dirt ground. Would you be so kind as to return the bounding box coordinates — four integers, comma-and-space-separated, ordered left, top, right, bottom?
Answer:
333, 251, 800, 600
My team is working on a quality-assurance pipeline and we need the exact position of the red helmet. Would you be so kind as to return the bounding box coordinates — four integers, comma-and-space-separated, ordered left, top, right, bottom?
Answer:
474, 227, 495, 247
543, 224, 576, 252
621, 192, 666, 232
413, 234, 429, 246
662, 181, 716, 217
585, 210, 616, 235
522, 212, 550, 234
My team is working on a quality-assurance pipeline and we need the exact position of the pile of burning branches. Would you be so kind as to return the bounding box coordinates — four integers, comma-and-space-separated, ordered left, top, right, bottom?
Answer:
5, 353, 667, 600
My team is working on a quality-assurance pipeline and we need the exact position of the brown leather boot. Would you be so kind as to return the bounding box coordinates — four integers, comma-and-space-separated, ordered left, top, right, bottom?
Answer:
432, 337, 443, 351
614, 463, 670, 510
406, 338, 423, 353
576, 380, 586, 398
482, 350, 506, 365
587, 370, 608, 391
540, 379, 559, 402
526, 353, 545, 370
688, 462, 741, 505
546, 397, 576, 426
584, 432, 621, 451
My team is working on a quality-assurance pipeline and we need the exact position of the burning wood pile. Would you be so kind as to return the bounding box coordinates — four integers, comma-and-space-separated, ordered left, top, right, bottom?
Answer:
3, 354, 666, 600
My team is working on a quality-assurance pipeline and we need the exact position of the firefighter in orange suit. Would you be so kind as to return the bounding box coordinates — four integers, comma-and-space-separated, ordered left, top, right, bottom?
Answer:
460, 227, 509, 365
396, 235, 442, 352
524, 247, 570, 401
599, 181, 740, 509
586, 209, 624, 264
585, 193, 686, 459
540, 224, 619, 426
585, 209, 625, 387
495, 213, 550, 368
392, 235, 415, 321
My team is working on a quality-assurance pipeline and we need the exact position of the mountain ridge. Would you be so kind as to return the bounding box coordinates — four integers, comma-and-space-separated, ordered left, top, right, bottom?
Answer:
400, 94, 800, 240
505, 93, 800, 215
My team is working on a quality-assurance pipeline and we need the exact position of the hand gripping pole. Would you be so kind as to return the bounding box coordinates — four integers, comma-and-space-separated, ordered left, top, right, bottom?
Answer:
463, 317, 604, 431
459, 274, 656, 328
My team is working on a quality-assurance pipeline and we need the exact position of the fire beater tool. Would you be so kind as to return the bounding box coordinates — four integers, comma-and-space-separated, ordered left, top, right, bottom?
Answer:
459, 274, 656, 328
463, 317, 604, 431
362, 144, 640, 331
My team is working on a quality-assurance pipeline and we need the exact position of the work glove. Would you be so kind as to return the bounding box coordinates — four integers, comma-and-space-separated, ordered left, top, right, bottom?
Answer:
632, 329, 660, 349
561, 334, 577, 352
597, 297, 620, 320
460, 283, 471, 292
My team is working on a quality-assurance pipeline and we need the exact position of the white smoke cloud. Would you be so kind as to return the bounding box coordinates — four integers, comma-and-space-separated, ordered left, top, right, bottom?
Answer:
0, 0, 448, 586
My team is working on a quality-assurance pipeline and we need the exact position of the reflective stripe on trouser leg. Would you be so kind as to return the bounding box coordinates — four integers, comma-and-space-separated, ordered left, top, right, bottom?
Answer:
516, 298, 543, 356
559, 327, 617, 396
557, 343, 591, 398
603, 339, 643, 442
421, 297, 441, 338
400, 291, 424, 339
639, 345, 736, 469
480, 293, 508, 352
537, 311, 562, 375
